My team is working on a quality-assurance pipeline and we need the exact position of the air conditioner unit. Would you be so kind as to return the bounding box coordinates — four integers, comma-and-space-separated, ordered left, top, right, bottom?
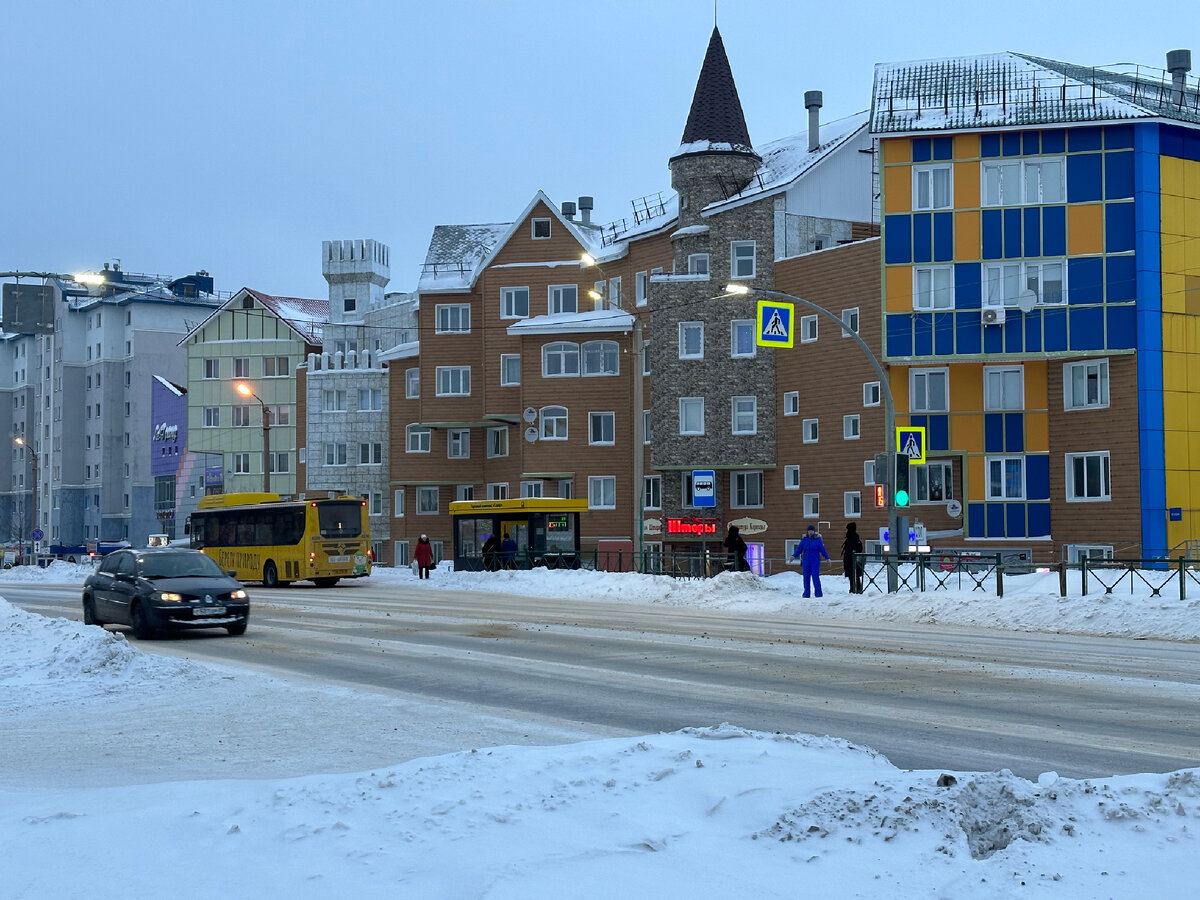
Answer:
982, 307, 1006, 325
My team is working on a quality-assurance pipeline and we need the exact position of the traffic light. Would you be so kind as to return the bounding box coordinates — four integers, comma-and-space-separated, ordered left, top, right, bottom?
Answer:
894, 455, 911, 508
874, 484, 887, 508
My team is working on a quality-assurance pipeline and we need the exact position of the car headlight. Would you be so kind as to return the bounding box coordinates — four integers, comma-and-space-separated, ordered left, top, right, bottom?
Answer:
230, 589, 247, 600
155, 592, 183, 603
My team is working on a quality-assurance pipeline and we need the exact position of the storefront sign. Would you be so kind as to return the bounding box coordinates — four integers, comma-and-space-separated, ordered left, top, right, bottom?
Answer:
643, 518, 662, 536
665, 517, 719, 536
728, 516, 768, 536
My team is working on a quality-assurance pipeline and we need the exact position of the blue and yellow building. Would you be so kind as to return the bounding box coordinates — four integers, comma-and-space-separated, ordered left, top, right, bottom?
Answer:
871, 51, 1200, 560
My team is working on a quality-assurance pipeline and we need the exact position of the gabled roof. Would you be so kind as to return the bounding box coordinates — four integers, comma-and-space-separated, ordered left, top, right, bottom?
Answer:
152, 375, 185, 396
704, 111, 871, 215
177, 288, 327, 347
674, 26, 756, 159
872, 51, 1200, 134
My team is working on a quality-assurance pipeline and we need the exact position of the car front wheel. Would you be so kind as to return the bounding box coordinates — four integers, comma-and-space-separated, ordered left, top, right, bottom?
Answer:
226, 621, 247, 636
130, 603, 155, 640
83, 598, 103, 627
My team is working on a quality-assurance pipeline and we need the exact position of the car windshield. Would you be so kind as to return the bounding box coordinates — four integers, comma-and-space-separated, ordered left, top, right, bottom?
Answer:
138, 553, 226, 579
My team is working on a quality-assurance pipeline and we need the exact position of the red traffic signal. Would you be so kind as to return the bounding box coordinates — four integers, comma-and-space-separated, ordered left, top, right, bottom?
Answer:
874, 484, 887, 508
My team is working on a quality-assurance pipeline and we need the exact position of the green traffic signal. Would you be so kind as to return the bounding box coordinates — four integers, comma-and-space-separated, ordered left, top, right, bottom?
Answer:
894, 455, 910, 507
895, 488, 910, 507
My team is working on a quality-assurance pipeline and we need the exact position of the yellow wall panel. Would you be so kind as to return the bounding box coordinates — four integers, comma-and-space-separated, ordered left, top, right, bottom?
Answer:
967, 455, 986, 502
1067, 204, 1103, 256
1162, 272, 1186, 313
1023, 360, 1047, 410
949, 363, 982, 411
884, 167, 910, 214
1161, 156, 1183, 194
1164, 431, 1190, 474
1165, 469, 1190, 506
882, 139, 910, 164
885, 265, 912, 312
952, 414, 984, 453
954, 210, 980, 260
1164, 388, 1188, 426
954, 161, 979, 210
1025, 412, 1048, 453
1189, 429, 1200, 468
889, 368, 909, 413
954, 133, 979, 160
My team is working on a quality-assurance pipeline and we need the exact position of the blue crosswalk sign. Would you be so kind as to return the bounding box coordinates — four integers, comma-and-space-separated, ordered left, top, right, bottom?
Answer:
756, 300, 793, 348
896, 426, 926, 465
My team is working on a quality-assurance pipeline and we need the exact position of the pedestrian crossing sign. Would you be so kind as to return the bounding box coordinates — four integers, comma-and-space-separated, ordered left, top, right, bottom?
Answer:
896, 426, 926, 465
756, 299, 793, 348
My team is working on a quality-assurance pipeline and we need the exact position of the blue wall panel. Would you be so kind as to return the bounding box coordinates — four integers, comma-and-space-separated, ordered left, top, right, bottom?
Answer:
983, 321, 1004, 353
1043, 205, 1066, 256
885, 215, 911, 264
1043, 307, 1068, 351
1106, 254, 1136, 302
987, 503, 1006, 537
956, 312, 982, 354
1004, 317, 1024, 353
1024, 312, 1042, 352
933, 136, 954, 160
1105, 202, 1135, 253
1067, 153, 1103, 202
886, 314, 913, 358
1069, 307, 1105, 350
1105, 124, 1134, 149
913, 313, 933, 356
1068, 257, 1104, 304
980, 133, 1001, 158
1027, 503, 1051, 537
1006, 503, 1026, 538
1004, 413, 1024, 452
968, 503, 985, 537
1003, 208, 1022, 258
1002, 132, 1022, 156
933, 212, 953, 261
955, 263, 981, 308
1069, 126, 1103, 151
981, 210, 1003, 259
1042, 129, 1065, 153
913, 212, 932, 263
1023, 207, 1041, 257
984, 413, 1004, 453
912, 138, 931, 162
1025, 455, 1050, 500
930, 415, 949, 451
1107, 305, 1136, 349
1105, 151, 1135, 199
934, 312, 955, 355
1022, 131, 1040, 155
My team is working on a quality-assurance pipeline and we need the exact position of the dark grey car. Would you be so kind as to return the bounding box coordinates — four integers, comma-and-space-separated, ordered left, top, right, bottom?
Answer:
82, 548, 250, 638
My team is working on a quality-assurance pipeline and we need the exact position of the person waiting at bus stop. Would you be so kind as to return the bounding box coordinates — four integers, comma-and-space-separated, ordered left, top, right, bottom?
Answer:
414, 534, 434, 579
500, 532, 517, 569
481, 532, 499, 571
792, 524, 830, 598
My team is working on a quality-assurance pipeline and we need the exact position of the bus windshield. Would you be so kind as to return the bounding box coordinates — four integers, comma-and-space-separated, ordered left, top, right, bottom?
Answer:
317, 501, 364, 538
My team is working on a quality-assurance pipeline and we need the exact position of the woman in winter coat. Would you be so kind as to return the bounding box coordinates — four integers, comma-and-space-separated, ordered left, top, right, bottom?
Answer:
841, 522, 865, 594
414, 534, 435, 580
723, 525, 750, 572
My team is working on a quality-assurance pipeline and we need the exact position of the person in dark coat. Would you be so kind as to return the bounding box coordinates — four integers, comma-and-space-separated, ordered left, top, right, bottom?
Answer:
723, 525, 750, 572
499, 532, 517, 569
414, 533, 435, 579
841, 522, 865, 594
481, 532, 499, 571
792, 524, 830, 597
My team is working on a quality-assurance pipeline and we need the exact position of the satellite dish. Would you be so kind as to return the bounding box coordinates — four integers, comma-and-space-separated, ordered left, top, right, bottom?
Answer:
1016, 289, 1037, 313
523, 407, 537, 423
524, 426, 539, 443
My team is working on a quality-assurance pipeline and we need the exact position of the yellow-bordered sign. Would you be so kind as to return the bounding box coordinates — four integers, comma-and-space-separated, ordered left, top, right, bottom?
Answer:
896, 426, 926, 465
756, 299, 794, 348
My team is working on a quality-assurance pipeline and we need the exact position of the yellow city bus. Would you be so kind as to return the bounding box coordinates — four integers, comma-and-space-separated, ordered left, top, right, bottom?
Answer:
188, 492, 371, 587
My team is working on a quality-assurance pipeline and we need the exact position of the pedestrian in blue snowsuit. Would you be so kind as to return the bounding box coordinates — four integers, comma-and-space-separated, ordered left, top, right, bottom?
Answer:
792, 524, 830, 598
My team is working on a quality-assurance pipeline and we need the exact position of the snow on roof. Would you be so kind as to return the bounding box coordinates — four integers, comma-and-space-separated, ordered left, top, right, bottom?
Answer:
418, 223, 511, 293
506, 308, 635, 336
152, 375, 185, 396
244, 289, 328, 345
379, 340, 419, 361
871, 51, 1200, 134
703, 111, 871, 214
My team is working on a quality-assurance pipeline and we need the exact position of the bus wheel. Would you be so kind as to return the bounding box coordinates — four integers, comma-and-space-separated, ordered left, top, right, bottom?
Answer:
263, 560, 279, 588
312, 577, 339, 588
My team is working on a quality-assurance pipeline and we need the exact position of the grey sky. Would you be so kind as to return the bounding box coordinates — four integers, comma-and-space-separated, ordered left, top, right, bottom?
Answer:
5, 0, 1196, 299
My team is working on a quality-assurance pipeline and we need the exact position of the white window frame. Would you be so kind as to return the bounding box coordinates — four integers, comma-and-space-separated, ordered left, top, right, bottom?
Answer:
416, 486, 439, 515
643, 475, 662, 510
359, 441, 383, 465
731, 470, 763, 508
1066, 451, 1111, 502
456, 485, 474, 502
915, 459, 954, 504
914, 265, 955, 310
542, 341, 580, 377
803, 493, 819, 518
324, 442, 348, 466
1063, 359, 1110, 410
635, 271, 648, 307
359, 388, 382, 411
406, 367, 419, 399
435, 366, 471, 396
231, 405, 250, 428
588, 411, 615, 446
983, 260, 1066, 308
864, 460, 876, 486
783, 391, 799, 416
500, 354, 521, 386
844, 491, 862, 518
687, 253, 709, 276
486, 426, 508, 458
540, 405, 568, 441
913, 163, 953, 210
730, 241, 755, 279
679, 397, 704, 435
368, 492, 383, 517
841, 307, 859, 337
984, 365, 1024, 411
800, 315, 817, 343
487, 482, 509, 501
233, 357, 251, 379
548, 284, 577, 315
863, 381, 881, 407
783, 465, 800, 490
582, 340, 619, 376
501, 286, 530, 319
447, 429, 470, 459
986, 456, 1025, 501
323, 389, 347, 412
679, 322, 704, 359
521, 480, 544, 498
406, 424, 431, 453
730, 319, 756, 358
531, 217, 551, 239
393, 489, 405, 518
588, 475, 616, 509
435, 303, 471, 334
203, 407, 219, 427
802, 418, 818, 443
843, 415, 860, 440
731, 396, 757, 435
608, 276, 622, 307
981, 157, 1065, 206
910, 368, 949, 413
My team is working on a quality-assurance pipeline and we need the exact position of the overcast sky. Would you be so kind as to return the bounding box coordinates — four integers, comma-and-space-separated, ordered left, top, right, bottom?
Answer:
4, 0, 1196, 300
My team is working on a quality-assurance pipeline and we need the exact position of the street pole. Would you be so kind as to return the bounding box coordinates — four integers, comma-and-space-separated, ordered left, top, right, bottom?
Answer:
632, 317, 645, 572
30, 450, 38, 559
724, 285, 900, 591
262, 404, 272, 494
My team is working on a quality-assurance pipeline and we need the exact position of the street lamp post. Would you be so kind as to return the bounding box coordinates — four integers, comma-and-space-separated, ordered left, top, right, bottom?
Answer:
724, 284, 902, 591
14, 437, 37, 562
235, 383, 272, 493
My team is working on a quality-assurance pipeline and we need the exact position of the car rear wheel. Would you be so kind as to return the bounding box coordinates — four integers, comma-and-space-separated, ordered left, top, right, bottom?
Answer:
263, 560, 279, 588
312, 577, 339, 588
130, 603, 155, 640
82, 598, 103, 627
226, 621, 247, 636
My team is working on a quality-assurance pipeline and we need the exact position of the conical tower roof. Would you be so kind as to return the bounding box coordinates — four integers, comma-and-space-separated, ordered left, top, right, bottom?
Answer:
674, 27, 757, 160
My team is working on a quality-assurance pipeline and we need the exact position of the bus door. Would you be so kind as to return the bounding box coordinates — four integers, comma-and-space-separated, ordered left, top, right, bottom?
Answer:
499, 519, 527, 567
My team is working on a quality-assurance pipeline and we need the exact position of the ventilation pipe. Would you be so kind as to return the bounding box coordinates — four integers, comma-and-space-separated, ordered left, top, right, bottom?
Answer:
561, 200, 577, 221
578, 196, 594, 226
805, 90, 823, 152
1167, 49, 1191, 106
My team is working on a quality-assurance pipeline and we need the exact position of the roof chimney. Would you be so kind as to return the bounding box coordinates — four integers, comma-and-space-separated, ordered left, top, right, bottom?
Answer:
805, 90, 823, 153
1167, 49, 1192, 106
578, 195, 594, 226
561, 200, 577, 220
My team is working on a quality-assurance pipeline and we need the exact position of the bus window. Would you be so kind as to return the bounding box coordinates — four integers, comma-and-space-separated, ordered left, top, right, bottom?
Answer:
317, 501, 364, 538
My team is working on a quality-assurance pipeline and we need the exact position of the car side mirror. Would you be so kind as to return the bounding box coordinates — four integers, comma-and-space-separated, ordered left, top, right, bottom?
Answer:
226, 571, 237, 578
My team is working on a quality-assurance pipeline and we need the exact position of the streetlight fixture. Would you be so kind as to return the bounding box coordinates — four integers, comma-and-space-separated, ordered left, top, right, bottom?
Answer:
235, 383, 272, 493
14, 436, 37, 561
723, 283, 903, 590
